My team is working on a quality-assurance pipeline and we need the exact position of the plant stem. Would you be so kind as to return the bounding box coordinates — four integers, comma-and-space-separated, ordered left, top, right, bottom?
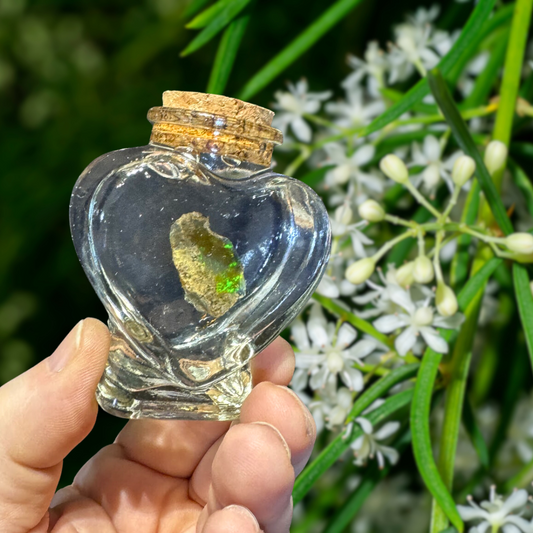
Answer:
492, 0, 533, 190
404, 181, 443, 219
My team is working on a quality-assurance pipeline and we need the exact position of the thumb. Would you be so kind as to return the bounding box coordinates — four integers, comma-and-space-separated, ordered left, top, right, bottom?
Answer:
0, 318, 110, 533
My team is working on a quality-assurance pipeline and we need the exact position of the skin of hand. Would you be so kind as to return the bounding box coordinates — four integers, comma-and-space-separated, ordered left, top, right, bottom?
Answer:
0, 318, 316, 533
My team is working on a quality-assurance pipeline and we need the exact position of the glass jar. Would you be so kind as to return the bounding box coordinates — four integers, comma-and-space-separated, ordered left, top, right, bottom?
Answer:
70, 91, 331, 420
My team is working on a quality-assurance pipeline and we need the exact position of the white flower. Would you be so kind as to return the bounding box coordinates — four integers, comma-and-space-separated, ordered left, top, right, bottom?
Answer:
352, 265, 433, 319
325, 85, 385, 129
373, 285, 464, 356
342, 42, 388, 97
291, 304, 379, 391
410, 134, 461, 195
388, 13, 441, 82
272, 79, 331, 142
329, 202, 374, 259
309, 383, 354, 432
323, 142, 378, 191
350, 416, 400, 469
457, 487, 533, 533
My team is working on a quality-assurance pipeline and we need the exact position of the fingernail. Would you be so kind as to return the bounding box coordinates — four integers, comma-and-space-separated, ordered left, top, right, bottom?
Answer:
48, 320, 85, 372
252, 421, 292, 462
224, 505, 260, 531
277, 385, 316, 438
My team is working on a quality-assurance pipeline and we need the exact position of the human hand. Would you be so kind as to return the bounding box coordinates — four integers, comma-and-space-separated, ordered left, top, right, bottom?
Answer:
0, 318, 316, 533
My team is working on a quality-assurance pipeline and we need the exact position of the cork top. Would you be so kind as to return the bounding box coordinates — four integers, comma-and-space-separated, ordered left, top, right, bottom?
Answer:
149, 91, 282, 167
162, 91, 275, 126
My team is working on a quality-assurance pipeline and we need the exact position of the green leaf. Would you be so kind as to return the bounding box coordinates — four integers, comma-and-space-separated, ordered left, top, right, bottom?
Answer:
181, 0, 252, 56
346, 363, 419, 423
463, 397, 490, 469
183, 0, 213, 21
293, 388, 413, 504
313, 294, 393, 348
206, 14, 250, 94
412, 256, 503, 532
513, 263, 533, 372
323, 430, 412, 533
357, 0, 497, 138
456, 257, 503, 310
187, 0, 234, 28
238, 0, 365, 100
412, 350, 464, 532
427, 68, 513, 235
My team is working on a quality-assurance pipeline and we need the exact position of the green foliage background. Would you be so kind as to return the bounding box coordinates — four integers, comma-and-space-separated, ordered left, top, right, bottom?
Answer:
0, 0, 476, 487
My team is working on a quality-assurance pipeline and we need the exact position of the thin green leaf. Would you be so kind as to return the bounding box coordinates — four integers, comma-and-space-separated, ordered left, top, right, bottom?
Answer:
445, 2, 514, 84
412, 257, 503, 532
427, 69, 513, 235
346, 363, 420, 423
181, 0, 251, 56
293, 388, 413, 504
463, 397, 490, 469
206, 13, 250, 94
187, 0, 234, 28
323, 430, 412, 533
238, 0, 365, 100
412, 350, 464, 532
513, 263, 533, 372
357, 0, 497, 138
183, 0, 213, 21
432, 268, 486, 532
457, 257, 503, 310
313, 294, 393, 348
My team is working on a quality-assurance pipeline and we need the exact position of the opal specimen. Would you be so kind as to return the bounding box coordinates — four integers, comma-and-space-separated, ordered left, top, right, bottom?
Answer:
169, 212, 245, 318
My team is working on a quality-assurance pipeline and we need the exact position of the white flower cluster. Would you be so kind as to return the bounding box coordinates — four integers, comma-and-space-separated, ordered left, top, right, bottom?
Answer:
277, 6, 532, 493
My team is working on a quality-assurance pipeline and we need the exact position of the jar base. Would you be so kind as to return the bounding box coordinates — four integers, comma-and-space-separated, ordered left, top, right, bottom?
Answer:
96, 358, 252, 421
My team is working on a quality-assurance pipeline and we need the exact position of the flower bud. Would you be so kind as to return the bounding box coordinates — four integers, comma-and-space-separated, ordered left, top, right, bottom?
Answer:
452, 155, 476, 187
380, 154, 409, 184
484, 141, 508, 176
412, 256, 434, 284
346, 257, 375, 285
436, 283, 458, 317
335, 203, 353, 225
504, 233, 533, 254
358, 199, 385, 222
396, 261, 415, 287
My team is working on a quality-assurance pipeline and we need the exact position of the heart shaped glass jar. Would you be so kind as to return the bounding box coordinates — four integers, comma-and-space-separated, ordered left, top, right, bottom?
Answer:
70, 91, 331, 420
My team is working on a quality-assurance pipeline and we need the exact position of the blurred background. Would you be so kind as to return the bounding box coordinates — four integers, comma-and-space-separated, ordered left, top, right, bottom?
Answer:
0, 0, 466, 486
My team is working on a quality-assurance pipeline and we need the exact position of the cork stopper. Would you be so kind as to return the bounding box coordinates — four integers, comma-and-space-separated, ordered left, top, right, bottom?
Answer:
162, 91, 275, 126
148, 91, 282, 167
